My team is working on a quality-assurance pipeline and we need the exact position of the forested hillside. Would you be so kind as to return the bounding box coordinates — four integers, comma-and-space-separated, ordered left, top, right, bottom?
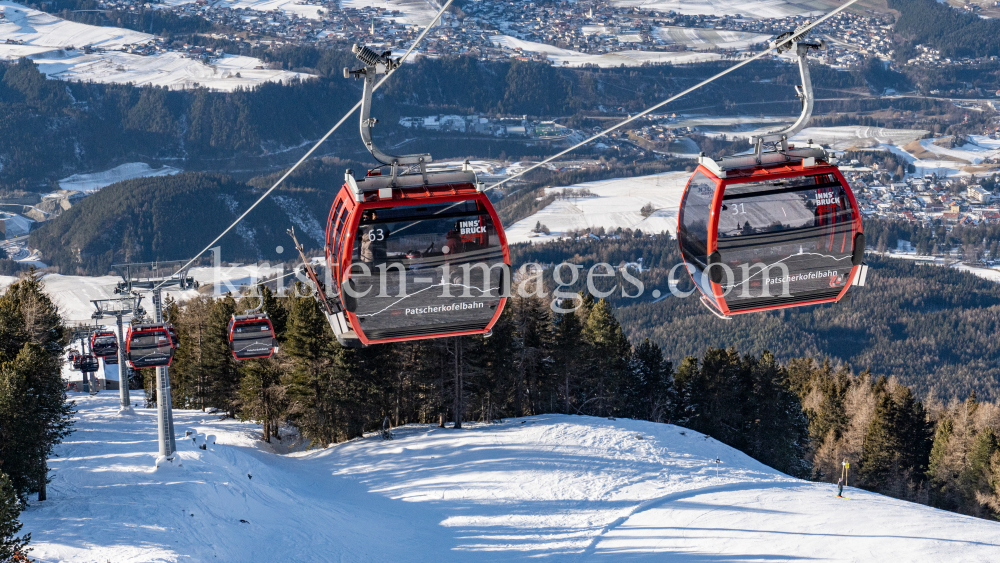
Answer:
511, 232, 1000, 403
27, 173, 322, 274
153, 270, 1000, 522
890, 0, 1000, 58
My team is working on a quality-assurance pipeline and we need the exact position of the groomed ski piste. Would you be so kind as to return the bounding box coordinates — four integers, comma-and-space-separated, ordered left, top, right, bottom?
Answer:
18, 392, 1000, 562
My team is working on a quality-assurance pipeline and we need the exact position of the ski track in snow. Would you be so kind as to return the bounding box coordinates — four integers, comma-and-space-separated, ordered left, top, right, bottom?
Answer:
17, 394, 1000, 562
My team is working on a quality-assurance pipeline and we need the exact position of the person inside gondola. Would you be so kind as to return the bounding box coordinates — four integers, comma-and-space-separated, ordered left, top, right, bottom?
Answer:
359, 211, 390, 265
444, 223, 464, 256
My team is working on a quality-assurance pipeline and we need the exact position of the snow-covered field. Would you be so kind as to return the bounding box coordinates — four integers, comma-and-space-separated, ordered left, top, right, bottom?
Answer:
609, 0, 839, 17
789, 126, 929, 150
882, 143, 971, 178
18, 393, 1000, 562
652, 26, 772, 50
58, 163, 182, 193
505, 171, 689, 245
161, 0, 444, 24
0, 2, 312, 90
916, 136, 1000, 165
490, 35, 722, 67
680, 122, 928, 151
341, 0, 442, 25
159, 0, 325, 20
0, 1, 149, 48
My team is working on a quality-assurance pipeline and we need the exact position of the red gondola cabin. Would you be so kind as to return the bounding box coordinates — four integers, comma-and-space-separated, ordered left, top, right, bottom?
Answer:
324, 168, 511, 347
125, 323, 175, 369
678, 148, 866, 317
91, 331, 119, 358
228, 313, 276, 360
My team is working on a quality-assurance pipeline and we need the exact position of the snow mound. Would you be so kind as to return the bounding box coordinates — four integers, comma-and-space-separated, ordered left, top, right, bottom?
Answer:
21, 394, 1000, 562
505, 171, 690, 245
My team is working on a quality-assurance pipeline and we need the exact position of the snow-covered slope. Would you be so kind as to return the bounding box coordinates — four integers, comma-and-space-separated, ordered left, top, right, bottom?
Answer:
505, 171, 689, 244
0, 1, 150, 48
58, 163, 182, 193
19, 393, 1000, 562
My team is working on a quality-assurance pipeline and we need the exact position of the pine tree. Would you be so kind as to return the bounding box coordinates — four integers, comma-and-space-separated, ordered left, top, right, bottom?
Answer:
859, 392, 898, 493
203, 295, 239, 416
169, 295, 214, 409
681, 348, 744, 446
626, 338, 672, 421
0, 272, 73, 502
742, 352, 810, 478
259, 286, 289, 342
582, 299, 630, 417
961, 428, 999, 515
0, 343, 74, 502
0, 472, 29, 561
284, 294, 341, 446
671, 355, 700, 426
551, 300, 584, 414
237, 357, 286, 443
468, 306, 517, 421
510, 293, 550, 417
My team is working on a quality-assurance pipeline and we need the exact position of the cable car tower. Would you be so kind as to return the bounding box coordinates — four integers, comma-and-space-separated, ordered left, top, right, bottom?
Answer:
68, 322, 102, 395
111, 261, 191, 463
91, 294, 144, 414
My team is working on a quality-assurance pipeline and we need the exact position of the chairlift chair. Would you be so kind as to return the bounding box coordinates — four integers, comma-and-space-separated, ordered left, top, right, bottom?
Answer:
125, 323, 175, 369
676, 38, 867, 318
302, 45, 511, 348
